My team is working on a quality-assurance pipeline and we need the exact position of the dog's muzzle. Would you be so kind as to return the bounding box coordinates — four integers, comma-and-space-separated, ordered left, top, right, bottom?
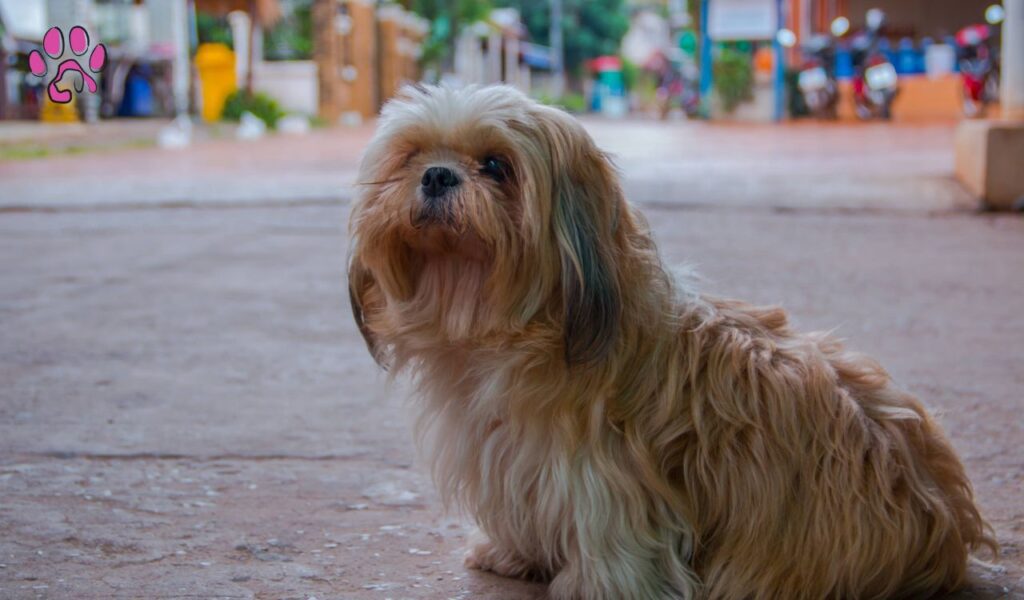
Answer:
416, 166, 460, 226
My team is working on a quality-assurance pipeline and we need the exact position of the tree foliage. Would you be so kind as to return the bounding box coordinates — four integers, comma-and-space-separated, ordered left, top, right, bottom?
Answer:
712, 47, 754, 113
496, 0, 629, 74
406, 0, 628, 76
410, 0, 494, 70
196, 12, 234, 48
264, 1, 314, 61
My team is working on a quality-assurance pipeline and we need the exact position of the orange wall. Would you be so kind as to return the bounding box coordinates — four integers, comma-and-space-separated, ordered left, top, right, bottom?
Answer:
833, 75, 967, 121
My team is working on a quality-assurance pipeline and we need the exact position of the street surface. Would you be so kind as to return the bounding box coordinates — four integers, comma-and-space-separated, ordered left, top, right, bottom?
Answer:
1, 119, 1021, 599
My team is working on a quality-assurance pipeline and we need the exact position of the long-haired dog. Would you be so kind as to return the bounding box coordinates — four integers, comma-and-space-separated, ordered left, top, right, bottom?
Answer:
347, 85, 995, 599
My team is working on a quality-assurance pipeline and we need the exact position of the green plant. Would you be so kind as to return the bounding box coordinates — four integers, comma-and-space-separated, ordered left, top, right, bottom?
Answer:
631, 70, 659, 107
308, 115, 331, 129
221, 91, 286, 129
785, 67, 809, 118
196, 12, 233, 48
263, 1, 313, 60
560, 92, 587, 113
409, 0, 493, 71
713, 47, 753, 113
621, 58, 639, 91
533, 91, 586, 113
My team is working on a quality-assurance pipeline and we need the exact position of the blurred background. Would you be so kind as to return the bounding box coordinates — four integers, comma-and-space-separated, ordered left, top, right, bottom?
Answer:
1, 0, 1021, 208
0, 0, 1020, 126
1, 1, 1023, 599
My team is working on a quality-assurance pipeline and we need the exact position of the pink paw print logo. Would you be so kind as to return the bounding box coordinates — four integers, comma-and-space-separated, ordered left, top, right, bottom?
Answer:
28, 26, 107, 104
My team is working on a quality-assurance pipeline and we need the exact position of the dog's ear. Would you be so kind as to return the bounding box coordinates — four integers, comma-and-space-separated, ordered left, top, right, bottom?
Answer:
539, 108, 623, 367
348, 255, 388, 369
554, 197, 621, 366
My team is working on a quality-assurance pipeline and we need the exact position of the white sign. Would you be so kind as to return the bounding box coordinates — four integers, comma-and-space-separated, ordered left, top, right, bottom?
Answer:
708, 0, 778, 41
0, 0, 47, 40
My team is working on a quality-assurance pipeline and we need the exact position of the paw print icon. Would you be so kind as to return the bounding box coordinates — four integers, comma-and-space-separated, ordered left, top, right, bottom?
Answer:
29, 26, 107, 104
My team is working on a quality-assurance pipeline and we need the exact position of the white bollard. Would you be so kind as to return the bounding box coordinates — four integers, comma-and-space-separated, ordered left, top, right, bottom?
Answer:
1002, 0, 1024, 120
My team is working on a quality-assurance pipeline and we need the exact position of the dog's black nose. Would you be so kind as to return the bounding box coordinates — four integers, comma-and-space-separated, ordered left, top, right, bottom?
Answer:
421, 167, 460, 198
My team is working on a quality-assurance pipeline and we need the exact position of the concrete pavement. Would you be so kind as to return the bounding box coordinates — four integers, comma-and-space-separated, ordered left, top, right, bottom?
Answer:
0, 120, 973, 212
1, 120, 1022, 599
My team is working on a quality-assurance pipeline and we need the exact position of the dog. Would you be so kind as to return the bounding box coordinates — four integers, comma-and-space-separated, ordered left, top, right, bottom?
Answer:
347, 85, 995, 599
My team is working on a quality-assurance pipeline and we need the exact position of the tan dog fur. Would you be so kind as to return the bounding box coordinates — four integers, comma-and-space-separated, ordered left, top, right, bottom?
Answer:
348, 85, 995, 599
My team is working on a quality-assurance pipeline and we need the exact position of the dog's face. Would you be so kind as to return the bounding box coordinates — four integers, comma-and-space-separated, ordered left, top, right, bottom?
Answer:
349, 85, 628, 367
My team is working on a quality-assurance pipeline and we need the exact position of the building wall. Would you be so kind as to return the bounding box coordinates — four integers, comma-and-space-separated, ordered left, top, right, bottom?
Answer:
46, 0, 91, 30
255, 60, 318, 115
846, 0, 992, 37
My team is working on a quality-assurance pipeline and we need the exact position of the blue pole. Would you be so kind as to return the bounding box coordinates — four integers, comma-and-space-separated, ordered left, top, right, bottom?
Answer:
773, 0, 785, 122
700, 0, 713, 119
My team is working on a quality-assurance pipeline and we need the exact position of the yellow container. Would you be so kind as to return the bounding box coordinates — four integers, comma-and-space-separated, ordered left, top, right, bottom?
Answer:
40, 96, 80, 123
195, 43, 237, 122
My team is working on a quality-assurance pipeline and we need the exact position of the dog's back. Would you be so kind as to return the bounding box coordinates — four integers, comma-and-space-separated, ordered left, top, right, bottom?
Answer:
675, 298, 996, 599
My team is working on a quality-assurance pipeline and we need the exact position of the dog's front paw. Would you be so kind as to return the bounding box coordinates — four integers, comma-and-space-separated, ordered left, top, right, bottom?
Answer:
463, 541, 491, 571
464, 540, 541, 580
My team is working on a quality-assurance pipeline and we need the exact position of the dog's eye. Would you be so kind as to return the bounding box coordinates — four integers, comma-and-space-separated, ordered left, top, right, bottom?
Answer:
480, 156, 510, 182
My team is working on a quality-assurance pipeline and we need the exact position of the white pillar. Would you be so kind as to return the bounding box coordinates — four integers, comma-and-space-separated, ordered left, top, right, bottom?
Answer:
1003, 0, 1024, 120
227, 10, 251, 88
486, 31, 502, 83
504, 37, 520, 87
172, 0, 190, 115
148, 0, 190, 115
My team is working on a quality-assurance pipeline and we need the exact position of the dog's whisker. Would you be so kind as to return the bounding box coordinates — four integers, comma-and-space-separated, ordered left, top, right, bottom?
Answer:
356, 178, 404, 186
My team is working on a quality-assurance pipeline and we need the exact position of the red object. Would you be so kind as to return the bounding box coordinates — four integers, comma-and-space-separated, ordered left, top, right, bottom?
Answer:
956, 24, 990, 47
588, 56, 622, 73
963, 75, 984, 100
852, 55, 885, 99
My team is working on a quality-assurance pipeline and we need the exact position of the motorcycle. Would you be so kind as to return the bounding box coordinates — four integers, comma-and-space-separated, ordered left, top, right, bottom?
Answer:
798, 35, 839, 120
652, 51, 701, 120
851, 9, 899, 120
853, 54, 899, 120
957, 24, 999, 118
